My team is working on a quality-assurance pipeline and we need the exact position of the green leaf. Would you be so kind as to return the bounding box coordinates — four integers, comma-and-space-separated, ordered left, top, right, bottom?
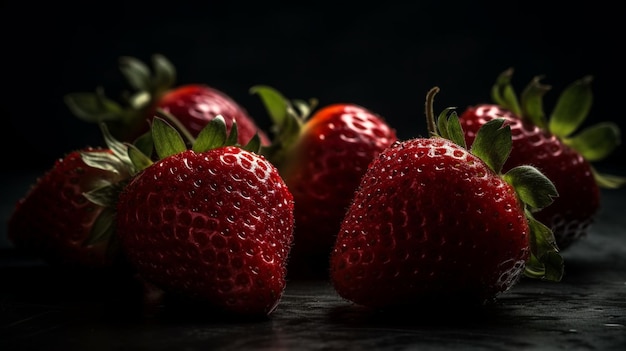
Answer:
250, 85, 291, 127
118, 56, 152, 92
80, 124, 135, 177
251, 85, 311, 165
470, 118, 511, 174
523, 210, 563, 282
541, 251, 565, 281
152, 117, 187, 159
491, 68, 522, 116
226, 119, 239, 146
132, 131, 154, 159
99, 123, 132, 166
276, 106, 305, 152
64, 91, 124, 122
155, 108, 196, 145
243, 133, 262, 154
563, 122, 621, 161
445, 111, 466, 149
193, 115, 228, 153
83, 207, 116, 246
548, 76, 593, 138
83, 184, 119, 208
436, 107, 451, 138
80, 150, 126, 175
436, 108, 466, 149
127, 91, 152, 110
525, 250, 564, 282
526, 210, 558, 259
503, 165, 558, 211
127, 143, 154, 172
591, 167, 626, 189
292, 98, 317, 119
520, 75, 551, 129
152, 53, 176, 93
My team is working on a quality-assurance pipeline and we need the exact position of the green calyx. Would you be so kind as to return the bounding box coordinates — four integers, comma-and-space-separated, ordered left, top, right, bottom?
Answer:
64, 54, 177, 141
249, 85, 318, 167
491, 68, 626, 189
79, 123, 142, 247
126, 113, 262, 173
426, 87, 563, 282
80, 111, 261, 247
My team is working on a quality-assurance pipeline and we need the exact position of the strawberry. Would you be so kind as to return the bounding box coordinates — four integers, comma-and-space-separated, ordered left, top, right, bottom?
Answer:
64, 54, 270, 146
458, 69, 626, 250
251, 86, 398, 277
330, 87, 563, 310
112, 116, 294, 316
7, 147, 131, 269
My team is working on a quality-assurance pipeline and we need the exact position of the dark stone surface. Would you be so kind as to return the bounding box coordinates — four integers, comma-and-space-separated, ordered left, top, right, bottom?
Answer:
1, 174, 625, 350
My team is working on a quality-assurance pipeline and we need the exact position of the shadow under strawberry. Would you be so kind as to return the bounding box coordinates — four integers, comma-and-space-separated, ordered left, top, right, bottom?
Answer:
325, 298, 509, 328
1, 262, 161, 321
151, 293, 273, 324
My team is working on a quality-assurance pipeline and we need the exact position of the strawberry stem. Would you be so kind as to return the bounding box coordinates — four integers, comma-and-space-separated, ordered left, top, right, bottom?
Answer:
425, 86, 440, 137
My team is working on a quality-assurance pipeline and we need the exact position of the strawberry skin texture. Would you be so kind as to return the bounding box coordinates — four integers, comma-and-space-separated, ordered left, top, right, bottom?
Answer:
281, 103, 397, 274
459, 105, 600, 250
156, 84, 270, 146
116, 147, 294, 316
330, 138, 530, 309
7, 148, 125, 268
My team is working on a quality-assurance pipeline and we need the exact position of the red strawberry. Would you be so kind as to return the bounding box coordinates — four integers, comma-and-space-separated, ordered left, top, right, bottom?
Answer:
114, 116, 294, 316
251, 86, 398, 278
65, 54, 270, 146
459, 69, 625, 250
7, 147, 130, 269
330, 87, 562, 310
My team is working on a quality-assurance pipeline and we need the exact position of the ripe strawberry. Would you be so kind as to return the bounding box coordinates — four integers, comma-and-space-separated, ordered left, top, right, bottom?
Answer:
251, 86, 398, 277
330, 87, 562, 310
7, 147, 131, 269
65, 54, 270, 146
459, 69, 625, 250
114, 116, 294, 316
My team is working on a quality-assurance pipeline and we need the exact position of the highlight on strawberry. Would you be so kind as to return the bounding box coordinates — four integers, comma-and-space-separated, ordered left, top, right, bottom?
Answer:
64, 54, 270, 146
251, 85, 398, 278
84, 114, 295, 317
329, 87, 563, 310
459, 69, 626, 250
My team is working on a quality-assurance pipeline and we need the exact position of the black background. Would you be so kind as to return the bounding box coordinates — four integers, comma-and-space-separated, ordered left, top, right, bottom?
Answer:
2, 1, 624, 173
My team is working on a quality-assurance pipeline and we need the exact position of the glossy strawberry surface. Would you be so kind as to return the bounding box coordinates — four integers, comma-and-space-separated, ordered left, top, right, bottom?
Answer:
157, 84, 270, 146
7, 148, 126, 268
116, 147, 294, 316
280, 103, 397, 276
65, 55, 270, 147
459, 105, 600, 249
330, 138, 530, 309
